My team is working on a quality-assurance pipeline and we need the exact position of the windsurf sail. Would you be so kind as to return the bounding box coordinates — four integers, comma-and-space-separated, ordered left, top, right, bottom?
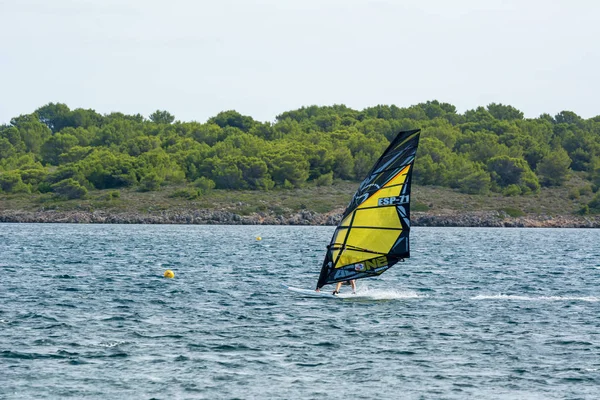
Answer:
316, 129, 421, 289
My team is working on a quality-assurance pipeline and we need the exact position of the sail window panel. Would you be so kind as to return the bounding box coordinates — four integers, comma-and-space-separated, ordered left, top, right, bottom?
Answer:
368, 165, 409, 191
352, 207, 401, 229
338, 214, 353, 228
384, 165, 410, 187
345, 228, 398, 255
332, 227, 349, 246
368, 171, 399, 193
332, 249, 340, 263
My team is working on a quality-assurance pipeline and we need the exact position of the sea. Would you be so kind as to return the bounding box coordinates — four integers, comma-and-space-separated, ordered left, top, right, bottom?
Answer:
1, 223, 600, 400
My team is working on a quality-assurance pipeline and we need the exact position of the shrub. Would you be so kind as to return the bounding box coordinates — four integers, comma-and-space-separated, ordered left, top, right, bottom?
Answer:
568, 188, 580, 200
37, 181, 53, 193
578, 204, 590, 215
503, 184, 521, 196
193, 177, 216, 194
51, 178, 88, 199
588, 193, 600, 213
458, 170, 490, 194
170, 188, 200, 200
315, 172, 334, 186
19, 168, 48, 186
0, 171, 30, 193
139, 173, 163, 192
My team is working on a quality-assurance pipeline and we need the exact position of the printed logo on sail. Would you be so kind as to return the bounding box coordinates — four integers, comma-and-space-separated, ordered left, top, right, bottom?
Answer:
353, 256, 388, 272
377, 195, 409, 206
354, 263, 365, 272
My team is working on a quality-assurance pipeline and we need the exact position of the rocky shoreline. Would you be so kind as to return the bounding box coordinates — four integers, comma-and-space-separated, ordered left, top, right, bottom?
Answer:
1, 209, 599, 228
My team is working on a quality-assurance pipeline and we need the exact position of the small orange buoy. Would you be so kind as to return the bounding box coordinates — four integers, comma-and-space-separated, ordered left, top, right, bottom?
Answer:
256, 236, 262, 241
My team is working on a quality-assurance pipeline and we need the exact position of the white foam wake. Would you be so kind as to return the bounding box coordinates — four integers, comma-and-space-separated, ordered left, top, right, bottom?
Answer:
471, 294, 600, 302
337, 288, 424, 300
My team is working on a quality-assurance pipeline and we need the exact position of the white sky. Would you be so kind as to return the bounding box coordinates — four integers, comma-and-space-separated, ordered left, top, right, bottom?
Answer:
1, 0, 598, 123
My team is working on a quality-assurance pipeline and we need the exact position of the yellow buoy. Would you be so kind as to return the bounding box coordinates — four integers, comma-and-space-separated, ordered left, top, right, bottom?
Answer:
164, 270, 175, 279
256, 236, 262, 241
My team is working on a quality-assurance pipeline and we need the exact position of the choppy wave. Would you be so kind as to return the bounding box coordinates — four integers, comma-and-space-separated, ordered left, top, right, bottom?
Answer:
471, 294, 600, 302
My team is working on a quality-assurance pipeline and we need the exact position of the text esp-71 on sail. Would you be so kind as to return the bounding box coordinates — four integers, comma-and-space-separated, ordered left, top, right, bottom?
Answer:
377, 195, 409, 206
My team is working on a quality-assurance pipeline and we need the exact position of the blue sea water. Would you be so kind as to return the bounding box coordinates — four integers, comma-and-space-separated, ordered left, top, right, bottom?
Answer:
1, 223, 600, 399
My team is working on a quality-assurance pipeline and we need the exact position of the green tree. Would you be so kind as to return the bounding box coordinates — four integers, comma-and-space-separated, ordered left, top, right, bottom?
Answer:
0, 126, 25, 152
69, 108, 103, 129
0, 171, 30, 193
331, 147, 354, 179
210, 157, 245, 189
36, 103, 72, 132
149, 110, 175, 124
189, 123, 226, 146
0, 138, 15, 159
457, 169, 491, 194
124, 136, 161, 156
136, 148, 185, 184
249, 123, 280, 140
11, 116, 52, 153
41, 133, 79, 165
487, 103, 524, 120
269, 152, 310, 187
237, 156, 274, 190
46, 165, 88, 186
208, 110, 255, 132
486, 156, 540, 194
457, 131, 512, 163
19, 168, 48, 189
536, 148, 571, 186
413, 137, 454, 186
79, 149, 138, 189
59, 146, 94, 164
554, 111, 582, 125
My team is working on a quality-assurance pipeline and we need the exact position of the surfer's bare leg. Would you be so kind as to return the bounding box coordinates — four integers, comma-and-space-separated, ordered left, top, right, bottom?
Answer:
350, 279, 356, 294
333, 281, 342, 295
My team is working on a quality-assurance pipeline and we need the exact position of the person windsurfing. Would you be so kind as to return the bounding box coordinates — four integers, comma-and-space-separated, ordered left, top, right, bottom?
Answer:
315, 279, 356, 295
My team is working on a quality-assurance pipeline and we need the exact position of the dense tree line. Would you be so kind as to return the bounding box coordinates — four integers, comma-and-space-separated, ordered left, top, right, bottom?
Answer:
1, 101, 600, 212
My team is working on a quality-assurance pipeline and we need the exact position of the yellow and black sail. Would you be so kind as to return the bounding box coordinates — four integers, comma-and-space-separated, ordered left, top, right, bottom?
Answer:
316, 129, 421, 289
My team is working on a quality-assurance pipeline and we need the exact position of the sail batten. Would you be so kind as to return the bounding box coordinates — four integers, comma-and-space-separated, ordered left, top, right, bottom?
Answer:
316, 129, 421, 289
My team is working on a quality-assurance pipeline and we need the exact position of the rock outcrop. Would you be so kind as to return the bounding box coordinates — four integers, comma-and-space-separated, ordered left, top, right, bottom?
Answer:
1, 209, 599, 228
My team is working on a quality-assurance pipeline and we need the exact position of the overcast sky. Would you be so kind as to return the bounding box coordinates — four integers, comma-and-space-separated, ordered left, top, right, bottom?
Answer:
1, 0, 598, 124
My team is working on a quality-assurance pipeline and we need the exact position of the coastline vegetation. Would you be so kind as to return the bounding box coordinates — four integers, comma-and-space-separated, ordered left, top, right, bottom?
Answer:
1, 101, 600, 215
